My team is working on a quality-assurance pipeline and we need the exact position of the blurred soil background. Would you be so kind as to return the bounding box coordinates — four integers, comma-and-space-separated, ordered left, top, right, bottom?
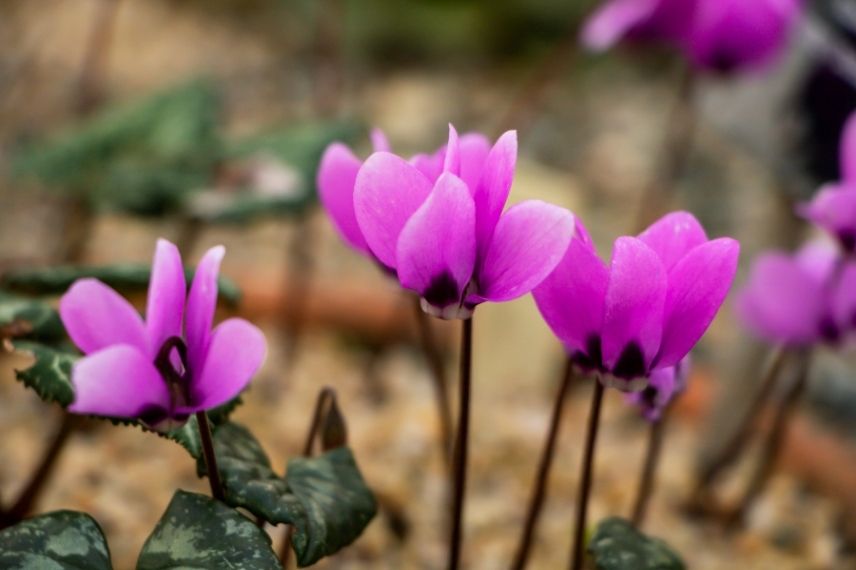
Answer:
2, 0, 856, 568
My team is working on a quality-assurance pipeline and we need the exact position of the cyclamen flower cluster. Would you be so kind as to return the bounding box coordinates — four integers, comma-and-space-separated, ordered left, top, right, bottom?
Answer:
319, 125, 576, 319
60, 240, 267, 429
582, 0, 804, 73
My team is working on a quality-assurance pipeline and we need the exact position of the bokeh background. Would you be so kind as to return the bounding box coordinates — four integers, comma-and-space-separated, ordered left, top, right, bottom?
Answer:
2, 0, 856, 568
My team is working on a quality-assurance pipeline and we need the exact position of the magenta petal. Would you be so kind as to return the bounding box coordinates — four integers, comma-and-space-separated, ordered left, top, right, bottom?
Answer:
410, 151, 445, 183
657, 238, 739, 367
477, 201, 575, 302
354, 152, 433, 268
69, 345, 170, 418
637, 211, 708, 272
474, 130, 517, 254
798, 184, 856, 248
187, 318, 267, 411
581, 0, 660, 51
185, 245, 225, 372
832, 262, 856, 332
737, 251, 824, 346
370, 128, 390, 153
443, 124, 461, 176
601, 238, 667, 373
60, 279, 148, 356
317, 143, 370, 253
145, 239, 186, 357
458, 133, 491, 193
533, 227, 609, 354
396, 173, 476, 310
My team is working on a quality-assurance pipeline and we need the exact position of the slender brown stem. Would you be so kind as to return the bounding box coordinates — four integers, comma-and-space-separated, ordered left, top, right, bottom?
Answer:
413, 297, 453, 467
447, 317, 474, 570
570, 380, 605, 570
726, 350, 812, 529
633, 66, 697, 232
280, 387, 336, 568
695, 348, 788, 494
3, 413, 77, 526
631, 407, 669, 529
196, 411, 224, 501
511, 359, 575, 570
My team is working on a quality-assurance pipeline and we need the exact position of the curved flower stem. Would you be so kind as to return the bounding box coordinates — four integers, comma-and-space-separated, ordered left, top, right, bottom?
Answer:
694, 347, 788, 498
3, 413, 77, 527
569, 379, 605, 570
447, 316, 474, 570
510, 359, 575, 570
412, 297, 453, 468
726, 350, 812, 529
280, 387, 336, 569
633, 66, 697, 232
631, 407, 670, 529
196, 411, 224, 501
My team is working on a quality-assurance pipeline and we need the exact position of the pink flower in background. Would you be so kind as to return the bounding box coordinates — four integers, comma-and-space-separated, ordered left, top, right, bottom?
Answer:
626, 357, 690, 421
59, 240, 267, 429
534, 212, 738, 390
581, 0, 803, 74
736, 242, 856, 346
353, 125, 576, 319
799, 112, 856, 253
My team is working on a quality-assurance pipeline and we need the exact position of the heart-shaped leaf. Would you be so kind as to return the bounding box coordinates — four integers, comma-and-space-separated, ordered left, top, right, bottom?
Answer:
589, 517, 685, 570
0, 510, 112, 569
0, 292, 65, 342
137, 490, 279, 570
11, 341, 77, 407
1, 265, 241, 306
196, 422, 376, 567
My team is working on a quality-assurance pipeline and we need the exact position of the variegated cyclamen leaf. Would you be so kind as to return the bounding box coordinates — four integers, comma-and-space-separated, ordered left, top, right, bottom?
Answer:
1, 265, 241, 306
11, 340, 77, 407
197, 422, 377, 567
0, 510, 112, 570
589, 517, 685, 570
136, 490, 279, 570
0, 292, 65, 342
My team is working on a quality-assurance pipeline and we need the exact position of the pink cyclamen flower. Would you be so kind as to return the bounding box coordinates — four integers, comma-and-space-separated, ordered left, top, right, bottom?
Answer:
626, 357, 690, 421
736, 242, 856, 347
59, 240, 267, 429
352, 125, 576, 319
581, 0, 803, 74
799, 112, 856, 253
534, 211, 739, 390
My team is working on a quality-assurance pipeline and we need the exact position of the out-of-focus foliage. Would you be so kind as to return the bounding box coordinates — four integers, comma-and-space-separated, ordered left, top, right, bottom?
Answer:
588, 517, 685, 570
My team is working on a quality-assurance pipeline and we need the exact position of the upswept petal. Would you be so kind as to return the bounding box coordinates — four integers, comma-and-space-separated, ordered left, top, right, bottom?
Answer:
410, 151, 445, 183
474, 130, 517, 256
443, 124, 461, 176
581, 0, 661, 51
396, 173, 476, 311
794, 241, 838, 285
60, 278, 148, 356
533, 224, 609, 355
601, 238, 667, 376
477, 201, 575, 302
458, 133, 491, 193
798, 184, 856, 249
186, 318, 267, 411
656, 238, 739, 367
370, 128, 390, 153
185, 245, 225, 373
354, 152, 434, 268
69, 345, 170, 418
637, 211, 708, 272
146, 239, 186, 356
736, 252, 825, 346
317, 143, 370, 253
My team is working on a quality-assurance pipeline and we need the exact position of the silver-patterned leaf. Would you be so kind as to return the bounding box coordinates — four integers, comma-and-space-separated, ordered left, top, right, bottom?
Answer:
0, 510, 112, 569
589, 517, 685, 570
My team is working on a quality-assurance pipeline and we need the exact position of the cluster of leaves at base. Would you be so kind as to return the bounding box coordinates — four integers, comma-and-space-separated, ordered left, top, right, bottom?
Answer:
588, 517, 685, 570
11, 79, 361, 222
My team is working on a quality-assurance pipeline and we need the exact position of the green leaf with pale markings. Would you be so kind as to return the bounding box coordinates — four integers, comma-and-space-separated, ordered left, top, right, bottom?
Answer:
196, 422, 376, 567
11, 341, 77, 407
136, 490, 279, 570
1, 265, 241, 306
0, 510, 112, 569
589, 518, 685, 570
0, 292, 65, 342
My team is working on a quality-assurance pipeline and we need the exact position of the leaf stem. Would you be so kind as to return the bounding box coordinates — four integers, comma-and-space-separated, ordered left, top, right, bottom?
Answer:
631, 407, 669, 528
447, 316, 474, 570
196, 411, 224, 501
569, 379, 605, 570
511, 359, 575, 570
